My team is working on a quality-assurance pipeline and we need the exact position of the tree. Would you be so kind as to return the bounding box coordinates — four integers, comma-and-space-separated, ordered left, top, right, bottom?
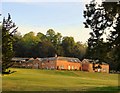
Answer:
46, 29, 63, 55
103, 1, 120, 71
53, 32, 63, 55
73, 42, 87, 60
62, 36, 75, 57
12, 28, 87, 60
83, 0, 113, 60
22, 32, 39, 57
83, 0, 120, 71
107, 14, 120, 71
36, 32, 47, 41
13, 32, 25, 57
35, 40, 56, 57
2, 13, 18, 73
46, 29, 55, 43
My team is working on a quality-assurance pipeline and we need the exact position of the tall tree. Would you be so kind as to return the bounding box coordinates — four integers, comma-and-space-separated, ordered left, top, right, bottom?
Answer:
46, 29, 55, 43
107, 14, 120, 71
35, 40, 56, 57
103, 1, 120, 71
83, 0, 120, 71
62, 36, 75, 57
73, 42, 87, 60
53, 32, 62, 55
13, 32, 25, 57
2, 13, 18, 72
36, 32, 47, 41
46, 29, 63, 55
22, 32, 39, 57
83, 0, 113, 60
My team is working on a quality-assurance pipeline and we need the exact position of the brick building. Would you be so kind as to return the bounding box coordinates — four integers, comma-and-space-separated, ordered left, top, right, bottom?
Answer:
41, 57, 82, 70
12, 57, 42, 69
12, 57, 109, 73
25, 58, 42, 69
81, 59, 109, 73
12, 57, 81, 70
12, 57, 29, 68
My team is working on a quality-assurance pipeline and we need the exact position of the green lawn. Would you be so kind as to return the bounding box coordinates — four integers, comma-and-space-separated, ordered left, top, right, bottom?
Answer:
2, 68, 119, 91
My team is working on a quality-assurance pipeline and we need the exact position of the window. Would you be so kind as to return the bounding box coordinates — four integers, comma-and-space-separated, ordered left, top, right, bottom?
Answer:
68, 66, 70, 70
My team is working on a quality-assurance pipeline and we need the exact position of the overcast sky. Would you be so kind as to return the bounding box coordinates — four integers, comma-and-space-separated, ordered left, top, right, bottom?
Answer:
1, 0, 94, 43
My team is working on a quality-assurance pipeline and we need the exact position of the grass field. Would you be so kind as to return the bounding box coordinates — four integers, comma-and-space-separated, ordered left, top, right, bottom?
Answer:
2, 68, 119, 91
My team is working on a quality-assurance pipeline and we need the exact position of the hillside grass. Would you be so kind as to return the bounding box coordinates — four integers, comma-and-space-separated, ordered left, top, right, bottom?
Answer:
2, 68, 119, 91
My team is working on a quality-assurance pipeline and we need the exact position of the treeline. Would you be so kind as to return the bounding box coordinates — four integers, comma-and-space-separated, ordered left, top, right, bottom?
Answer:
13, 29, 87, 60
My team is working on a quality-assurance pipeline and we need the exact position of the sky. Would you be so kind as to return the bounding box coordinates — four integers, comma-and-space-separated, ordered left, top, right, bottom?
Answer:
1, 0, 94, 43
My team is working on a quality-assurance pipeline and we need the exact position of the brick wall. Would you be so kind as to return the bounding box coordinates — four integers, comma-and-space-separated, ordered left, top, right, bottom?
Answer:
82, 63, 94, 72
101, 64, 109, 73
81, 63, 89, 71
81, 59, 109, 73
41, 60, 56, 70
88, 64, 94, 72
32, 59, 42, 69
56, 60, 81, 70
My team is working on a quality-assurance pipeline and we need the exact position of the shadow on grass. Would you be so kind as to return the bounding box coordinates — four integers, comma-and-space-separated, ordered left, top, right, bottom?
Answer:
2, 86, 120, 93
2, 70, 17, 76
87, 86, 120, 92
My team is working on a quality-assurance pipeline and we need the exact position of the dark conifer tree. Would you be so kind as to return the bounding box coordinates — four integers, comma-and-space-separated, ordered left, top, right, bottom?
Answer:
2, 13, 18, 73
